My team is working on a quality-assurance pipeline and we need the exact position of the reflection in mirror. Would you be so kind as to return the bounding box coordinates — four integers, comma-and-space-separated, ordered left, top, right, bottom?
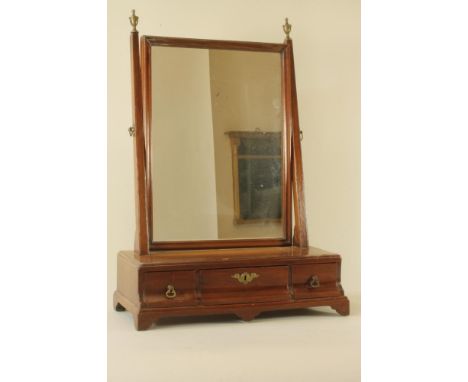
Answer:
151, 46, 284, 242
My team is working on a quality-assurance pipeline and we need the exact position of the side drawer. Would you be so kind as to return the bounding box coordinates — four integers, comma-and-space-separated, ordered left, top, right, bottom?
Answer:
200, 266, 290, 305
292, 262, 342, 299
141, 270, 197, 307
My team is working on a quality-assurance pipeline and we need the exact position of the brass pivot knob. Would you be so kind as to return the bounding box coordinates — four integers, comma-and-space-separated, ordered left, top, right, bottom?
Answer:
308, 275, 320, 288
165, 285, 177, 299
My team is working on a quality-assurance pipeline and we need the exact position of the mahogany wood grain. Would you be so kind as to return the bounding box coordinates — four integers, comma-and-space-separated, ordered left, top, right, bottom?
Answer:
115, 286, 350, 330
143, 36, 285, 52
149, 238, 292, 251
200, 266, 290, 305
292, 263, 342, 299
122, 246, 340, 269
286, 39, 309, 247
132, 35, 307, 252
114, 247, 350, 330
130, 31, 149, 255
281, 38, 293, 250
118, 31, 350, 330
330, 299, 350, 316
142, 270, 197, 307
133, 311, 155, 331
140, 35, 293, 251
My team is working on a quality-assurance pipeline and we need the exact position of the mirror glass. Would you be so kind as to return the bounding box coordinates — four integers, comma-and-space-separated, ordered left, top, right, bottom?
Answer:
151, 46, 284, 242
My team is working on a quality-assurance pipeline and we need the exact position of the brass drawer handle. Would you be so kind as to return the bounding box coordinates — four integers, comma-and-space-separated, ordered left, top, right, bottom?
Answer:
165, 285, 177, 299
308, 275, 320, 288
232, 272, 259, 285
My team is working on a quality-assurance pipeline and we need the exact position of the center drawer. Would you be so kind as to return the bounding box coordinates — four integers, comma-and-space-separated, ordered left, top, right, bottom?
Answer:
200, 266, 290, 305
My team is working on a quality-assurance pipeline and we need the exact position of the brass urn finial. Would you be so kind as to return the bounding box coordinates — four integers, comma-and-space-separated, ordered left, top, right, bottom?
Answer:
129, 9, 139, 32
283, 17, 291, 41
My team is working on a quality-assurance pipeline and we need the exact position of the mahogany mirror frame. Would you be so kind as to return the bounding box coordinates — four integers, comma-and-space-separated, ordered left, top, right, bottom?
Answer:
130, 30, 308, 254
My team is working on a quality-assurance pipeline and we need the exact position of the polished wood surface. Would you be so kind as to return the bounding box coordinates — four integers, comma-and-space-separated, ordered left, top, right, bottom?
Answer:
140, 35, 293, 250
292, 263, 342, 299
143, 36, 285, 52
133, 35, 306, 252
200, 266, 290, 304
130, 30, 149, 255
117, 25, 350, 329
114, 248, 349, 330
123, 246, 339, 267
286, 39, 308, 247
142, 270, 197, 307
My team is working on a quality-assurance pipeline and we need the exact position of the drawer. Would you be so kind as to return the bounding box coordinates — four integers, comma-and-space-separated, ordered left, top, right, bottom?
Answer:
292, 263, 342, 299
200, 266, 290, 305
142, 270, 197, 307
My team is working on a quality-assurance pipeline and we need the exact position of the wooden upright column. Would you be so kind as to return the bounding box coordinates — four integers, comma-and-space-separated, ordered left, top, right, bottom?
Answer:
129, 10, 149, 255
283, 18, 308, 247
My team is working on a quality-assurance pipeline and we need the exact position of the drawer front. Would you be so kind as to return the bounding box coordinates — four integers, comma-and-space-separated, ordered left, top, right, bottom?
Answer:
142, 271, 197, 307
200, 266, 290, 305
292, 263, 342, 299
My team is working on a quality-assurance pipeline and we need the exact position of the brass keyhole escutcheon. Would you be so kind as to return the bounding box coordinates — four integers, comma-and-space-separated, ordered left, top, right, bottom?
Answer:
232, 272, 259, 285
308, 275, 320, 288
165, 284, 177, 299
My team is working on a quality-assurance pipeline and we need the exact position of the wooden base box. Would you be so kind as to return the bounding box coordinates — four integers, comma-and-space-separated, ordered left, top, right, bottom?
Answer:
114, 246, 350, 330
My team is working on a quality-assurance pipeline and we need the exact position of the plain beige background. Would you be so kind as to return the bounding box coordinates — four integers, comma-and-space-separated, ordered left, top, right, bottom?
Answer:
108, 0, 360, 381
